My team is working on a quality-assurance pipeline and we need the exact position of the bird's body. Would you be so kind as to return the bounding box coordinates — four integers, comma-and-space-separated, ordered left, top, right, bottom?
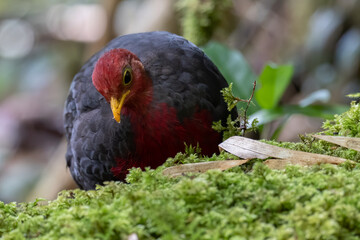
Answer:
64, 31, 234, 190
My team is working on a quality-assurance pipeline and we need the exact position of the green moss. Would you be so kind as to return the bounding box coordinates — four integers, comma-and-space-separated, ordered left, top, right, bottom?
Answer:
177, 0, 232, 45
264, 100, 360, 162
264, 137, 360, 163
3, 164, 360, 239
2, 100, 360, 239
322, 100, 360, 137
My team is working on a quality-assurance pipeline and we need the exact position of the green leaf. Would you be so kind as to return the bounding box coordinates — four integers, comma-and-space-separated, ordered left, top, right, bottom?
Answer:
255, 63, 293, 109
202, 42, 257, 112
250, 104, 349, 126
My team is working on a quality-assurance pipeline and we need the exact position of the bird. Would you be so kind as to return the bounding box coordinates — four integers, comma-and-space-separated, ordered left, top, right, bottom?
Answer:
64, 31, 236, 190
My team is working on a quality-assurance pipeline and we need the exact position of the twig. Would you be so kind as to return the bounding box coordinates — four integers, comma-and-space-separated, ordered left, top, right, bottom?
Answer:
240, 80, 257, 135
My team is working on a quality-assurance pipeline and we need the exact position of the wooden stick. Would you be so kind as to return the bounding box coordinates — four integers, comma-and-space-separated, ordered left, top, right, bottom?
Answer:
163, 160, 249, 177
313, 135, 360, 152
219, 136, 353, 165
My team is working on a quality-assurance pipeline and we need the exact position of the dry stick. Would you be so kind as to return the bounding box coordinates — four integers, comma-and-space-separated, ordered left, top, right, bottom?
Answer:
243, 81, 257, 124
163, 160, 249, 178
312, 135, 360, 152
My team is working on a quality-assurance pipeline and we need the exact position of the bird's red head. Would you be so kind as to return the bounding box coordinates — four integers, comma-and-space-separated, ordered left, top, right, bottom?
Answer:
92, 49, 152, 122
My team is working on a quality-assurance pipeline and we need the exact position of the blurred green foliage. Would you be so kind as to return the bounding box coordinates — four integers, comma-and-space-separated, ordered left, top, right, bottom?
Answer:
203, 41, 349, 139
254, 104, 349, 126
177, 0, 233, 45
203, 42, 257, 113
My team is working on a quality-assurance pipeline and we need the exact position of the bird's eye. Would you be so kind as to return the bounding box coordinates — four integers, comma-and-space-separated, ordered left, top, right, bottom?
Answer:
123, 68, 132, 86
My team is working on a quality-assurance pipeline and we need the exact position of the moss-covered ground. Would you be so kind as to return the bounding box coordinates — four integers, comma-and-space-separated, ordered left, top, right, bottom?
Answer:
1, 100, 360, 240
2, 161, 360, 240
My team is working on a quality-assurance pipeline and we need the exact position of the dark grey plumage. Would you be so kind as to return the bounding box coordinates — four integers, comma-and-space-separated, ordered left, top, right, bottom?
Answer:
64, 31, 234, 190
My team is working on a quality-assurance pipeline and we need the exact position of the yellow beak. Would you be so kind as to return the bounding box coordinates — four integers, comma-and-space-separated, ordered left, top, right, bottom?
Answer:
110, 90, 130, 123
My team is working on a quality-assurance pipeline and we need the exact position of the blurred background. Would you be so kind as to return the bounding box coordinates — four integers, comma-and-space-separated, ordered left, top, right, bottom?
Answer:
0, 0, 359, 203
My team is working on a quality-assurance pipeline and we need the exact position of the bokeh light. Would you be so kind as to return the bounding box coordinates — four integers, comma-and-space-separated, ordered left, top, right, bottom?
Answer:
46, 4, 106, 42
0, 19, 35, 58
